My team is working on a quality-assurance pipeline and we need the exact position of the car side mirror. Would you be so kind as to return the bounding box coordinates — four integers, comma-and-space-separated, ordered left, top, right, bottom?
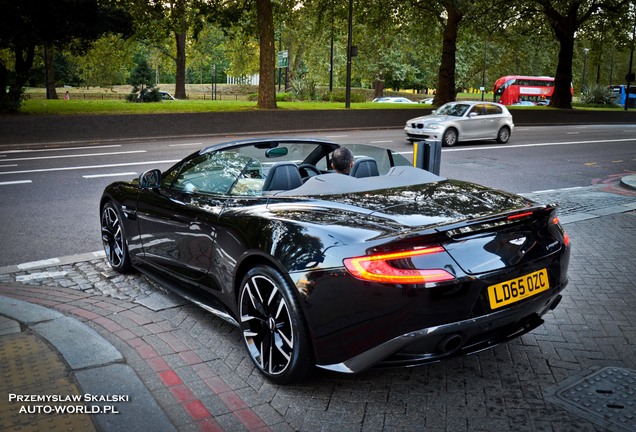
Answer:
469, 112, 479, 118
140, 169, 161, 189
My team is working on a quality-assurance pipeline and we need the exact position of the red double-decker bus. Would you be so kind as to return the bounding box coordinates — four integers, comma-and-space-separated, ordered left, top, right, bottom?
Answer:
493, 75, 556, 105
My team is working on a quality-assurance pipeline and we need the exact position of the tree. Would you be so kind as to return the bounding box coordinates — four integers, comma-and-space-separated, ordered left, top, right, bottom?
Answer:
0, 0, 130, 112
128, 0, 216, 99
411, 0, 476, 105
529, 0, 631, 108
256, 0, 277, 108
127, 56, 160, 101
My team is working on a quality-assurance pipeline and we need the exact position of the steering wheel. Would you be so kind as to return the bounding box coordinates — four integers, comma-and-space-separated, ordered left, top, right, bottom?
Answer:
298, 163, 321, 180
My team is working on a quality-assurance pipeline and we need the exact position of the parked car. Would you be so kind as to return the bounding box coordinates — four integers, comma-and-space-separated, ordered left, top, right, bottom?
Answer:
100, 138, 569, 384
419, 97, 435, 104
159, 91, 176, 100
405, 101, 514, 146
372, 97, 417, 103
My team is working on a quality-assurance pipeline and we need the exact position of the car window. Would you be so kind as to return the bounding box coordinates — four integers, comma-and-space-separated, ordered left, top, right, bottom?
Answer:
468, 104, 486, 116
437, 103, 470, 117
170, 151, 263, 195
335, 144, 411, 174
485, 104, 503, 115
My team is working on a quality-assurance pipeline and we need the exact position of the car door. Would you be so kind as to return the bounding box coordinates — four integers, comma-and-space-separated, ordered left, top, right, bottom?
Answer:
461, 104, 488, 140
135, 151, 262, 287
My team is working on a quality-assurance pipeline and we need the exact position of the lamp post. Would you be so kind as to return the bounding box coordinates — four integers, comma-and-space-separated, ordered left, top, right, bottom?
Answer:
481, 43, 487, 101
581, 47, 589, 95
345, 0, 353, 108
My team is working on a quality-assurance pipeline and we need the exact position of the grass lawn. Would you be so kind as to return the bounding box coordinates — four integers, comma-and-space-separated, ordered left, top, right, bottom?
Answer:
20, 99, 430, 115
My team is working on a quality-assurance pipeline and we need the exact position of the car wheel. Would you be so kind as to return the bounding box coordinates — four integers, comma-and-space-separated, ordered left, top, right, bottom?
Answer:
238, 265, 314, 384
101, 202, 132, 273
442, 128, 458, 147
496, 126, 511, 143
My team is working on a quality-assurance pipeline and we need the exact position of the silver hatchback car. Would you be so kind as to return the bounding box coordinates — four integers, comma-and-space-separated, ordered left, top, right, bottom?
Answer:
405, 101, 514, 146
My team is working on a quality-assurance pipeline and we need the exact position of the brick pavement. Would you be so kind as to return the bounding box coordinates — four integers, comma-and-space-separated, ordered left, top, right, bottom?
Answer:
1, 208, 635, 431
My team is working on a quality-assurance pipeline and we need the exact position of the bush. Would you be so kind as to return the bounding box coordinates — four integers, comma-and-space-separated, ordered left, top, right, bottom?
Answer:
580, 85, 619, 106
319, 88, 367, 103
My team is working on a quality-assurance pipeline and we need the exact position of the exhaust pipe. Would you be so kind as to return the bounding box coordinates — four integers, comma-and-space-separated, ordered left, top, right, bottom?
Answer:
437, 334, 463, 354
549, 295, 562, 310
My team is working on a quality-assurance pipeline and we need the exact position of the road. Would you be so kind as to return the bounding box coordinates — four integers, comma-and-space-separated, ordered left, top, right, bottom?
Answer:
1, 124, 635, 268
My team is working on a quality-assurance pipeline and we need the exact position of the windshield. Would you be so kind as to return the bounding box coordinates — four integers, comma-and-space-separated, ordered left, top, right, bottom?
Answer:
435, 103, 470, 117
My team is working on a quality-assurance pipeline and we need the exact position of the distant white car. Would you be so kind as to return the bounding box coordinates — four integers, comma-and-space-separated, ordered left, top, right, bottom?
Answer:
419, 98, 434, 104
405, 101, 514, 146
159, 91, 176, 100
372, 97, 416, 103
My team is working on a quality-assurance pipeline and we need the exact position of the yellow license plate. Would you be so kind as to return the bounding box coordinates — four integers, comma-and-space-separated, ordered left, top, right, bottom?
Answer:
488, 268, 550, 310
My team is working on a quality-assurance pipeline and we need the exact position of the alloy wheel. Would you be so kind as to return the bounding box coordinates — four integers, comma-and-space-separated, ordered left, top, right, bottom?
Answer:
240, 274, 295, 377
101, 204, 130, 272
443, 128, 458, 146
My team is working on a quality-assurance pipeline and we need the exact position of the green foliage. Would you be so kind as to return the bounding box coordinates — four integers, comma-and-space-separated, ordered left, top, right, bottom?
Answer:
290, 78, 317, 101
320, 88, 367, 103
127, 56, 160, 102
579, 84, 619, 106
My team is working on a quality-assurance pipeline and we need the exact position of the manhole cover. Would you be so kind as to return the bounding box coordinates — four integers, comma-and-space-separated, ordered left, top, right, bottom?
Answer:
544, 366, 636, 432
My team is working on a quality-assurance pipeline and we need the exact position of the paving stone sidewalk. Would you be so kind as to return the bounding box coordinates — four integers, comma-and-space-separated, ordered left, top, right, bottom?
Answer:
0, 209, 635, 430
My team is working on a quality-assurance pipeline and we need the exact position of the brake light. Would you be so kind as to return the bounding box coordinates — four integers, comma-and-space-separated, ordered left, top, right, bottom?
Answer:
507, 211, 533, 220
552, 215, 570, 247
343, 247, 455, 284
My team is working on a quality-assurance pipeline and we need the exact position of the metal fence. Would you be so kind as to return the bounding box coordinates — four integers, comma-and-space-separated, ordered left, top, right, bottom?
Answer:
24, 93, 250, 101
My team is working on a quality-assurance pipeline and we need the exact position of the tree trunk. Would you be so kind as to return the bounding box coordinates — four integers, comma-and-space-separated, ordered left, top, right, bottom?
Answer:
0, 42, 35, 112
174, 32, 187, 99
435, 4, 463, 106
373, 76, 385, 99
256, 0, 277, 109
550, 30, 575, 109
44, 43, 58, 100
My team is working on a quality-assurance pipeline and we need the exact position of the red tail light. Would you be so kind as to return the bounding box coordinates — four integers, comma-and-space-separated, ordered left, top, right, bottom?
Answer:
343, 247, 455, 284
507, 211, 533, 220
552, 216, 570, 247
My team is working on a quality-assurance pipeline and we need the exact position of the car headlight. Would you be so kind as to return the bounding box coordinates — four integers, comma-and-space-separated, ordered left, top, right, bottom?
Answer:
426, 123, 441, 130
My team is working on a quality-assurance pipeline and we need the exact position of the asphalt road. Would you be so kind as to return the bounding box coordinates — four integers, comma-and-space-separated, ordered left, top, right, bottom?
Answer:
1, 124, 635, 268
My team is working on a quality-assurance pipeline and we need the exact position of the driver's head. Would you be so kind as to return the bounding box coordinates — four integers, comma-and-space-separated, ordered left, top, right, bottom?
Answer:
331, 147, 354, 174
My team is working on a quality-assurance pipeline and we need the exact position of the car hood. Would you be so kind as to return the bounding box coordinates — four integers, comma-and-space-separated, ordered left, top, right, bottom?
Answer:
265, 179, 533, 242
407, 114, 455, 124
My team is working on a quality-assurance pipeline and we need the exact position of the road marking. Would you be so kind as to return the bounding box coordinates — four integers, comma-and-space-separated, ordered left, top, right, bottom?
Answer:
324, 135, 349, 138
442, 138, 636, 152
0, 160, 181, 175
2, 150, 146, 162
0, 144, 121, 154
370, 140, 394, 144
0, 164, 18, 168
168, 142, 203, 147
0, 180, 32, 186
83, 172, 138, 179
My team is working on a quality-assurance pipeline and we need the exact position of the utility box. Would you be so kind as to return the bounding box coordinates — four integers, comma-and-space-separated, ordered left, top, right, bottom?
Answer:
413, 140, 442, 175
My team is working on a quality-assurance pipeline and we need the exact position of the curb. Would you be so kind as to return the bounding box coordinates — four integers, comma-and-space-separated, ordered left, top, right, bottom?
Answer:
0, 296, 176, 432
620, 174, 636, 191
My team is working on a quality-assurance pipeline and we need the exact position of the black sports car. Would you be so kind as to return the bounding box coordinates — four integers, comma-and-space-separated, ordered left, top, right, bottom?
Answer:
100, 138, 570, 384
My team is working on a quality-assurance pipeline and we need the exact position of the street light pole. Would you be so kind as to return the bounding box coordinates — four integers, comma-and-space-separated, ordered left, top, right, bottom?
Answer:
481, 43, 487, 101
581, 48, 589, 95
345, 0, 353, 109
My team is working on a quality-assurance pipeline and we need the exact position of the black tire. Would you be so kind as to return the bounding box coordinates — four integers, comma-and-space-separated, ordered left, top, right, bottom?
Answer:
100, 201, 132, 273
238, 265, 314, 384
442, 128, 458, 147
496, 126, 511, 144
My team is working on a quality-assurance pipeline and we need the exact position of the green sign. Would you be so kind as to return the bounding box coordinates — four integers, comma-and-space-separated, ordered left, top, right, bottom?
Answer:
277, 51, 288, 68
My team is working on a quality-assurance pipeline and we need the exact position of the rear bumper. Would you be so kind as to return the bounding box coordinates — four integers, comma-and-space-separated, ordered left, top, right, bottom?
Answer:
316, 281, 566, 374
